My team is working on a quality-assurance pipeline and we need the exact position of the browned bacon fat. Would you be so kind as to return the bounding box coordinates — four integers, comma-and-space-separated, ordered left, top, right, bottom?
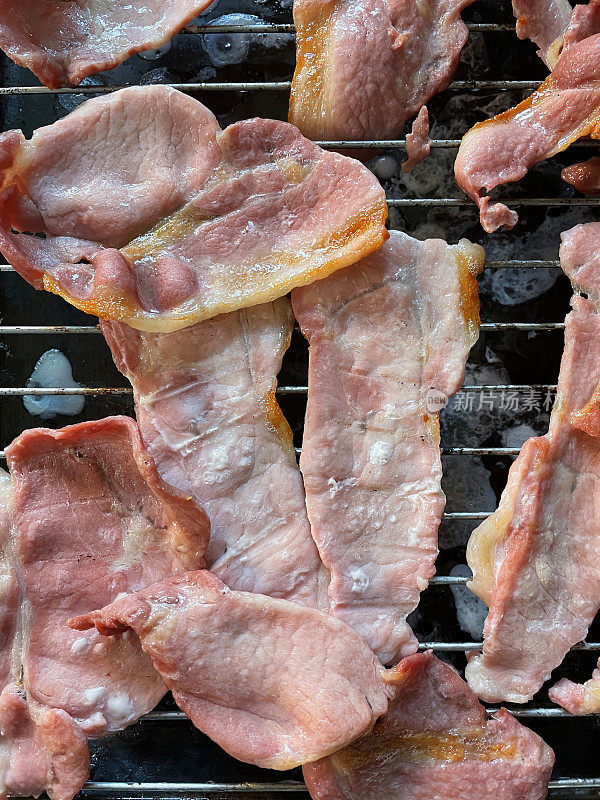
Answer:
454, 31, 600, 232
101, 300, 325, 607
0, 417, 209, 800
71, 570, 391, 770
291, 231, 484, 663
0, 1, 213, 89
0, 85, 388, 333
466, 227, 600, 703
303, 652, 554, 800
288, 0, 474, 140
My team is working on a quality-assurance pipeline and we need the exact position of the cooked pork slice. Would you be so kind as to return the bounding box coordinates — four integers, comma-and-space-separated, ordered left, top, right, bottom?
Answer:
0, 417, 208, 798
291, 231, 484, 663
0, 85, 388, 333
543, 222, 600, 715
550, 658, 600, 713
562, 0, 600, 49
560, 221, 600, 295
467, 290, 600, 703
70, 570, 391, 770
0, 686, 89, 800
512, 0, 572, 66
0, 470, 90, 800
288, 0, 474, 140
303, 651, 554, 800
402, 106, 431, 173
101, 300, 324, 606
562, 156, 600, 194
454, 32, 600, 232
9, 416, 209, 737
0, 471, 90, 800
0, 1, 213, 89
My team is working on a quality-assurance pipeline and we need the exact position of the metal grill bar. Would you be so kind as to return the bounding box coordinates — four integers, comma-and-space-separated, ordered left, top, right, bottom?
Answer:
0, 325, 101, 333
82, 784, 308, 795
5, 140, 592, 154
278, 383, 558, 393
0, 447, 526, 459
441, 447, 521, 454
0, 323, 567, 333
0, 264, 559, 286
140, 706, 599, 722
485, 260, 560, 269
182, 22, 516, 34
316, 139, 594, 149
480, 323, 564, 331
295, 446, 523, 455
0, 80, 541, 95
415, 641, 600, 652
0, 447, 528, 461
77, 778, 600, 795
0, 384, 557, 396
387, 198, 600, 208
1, 388, 133, 396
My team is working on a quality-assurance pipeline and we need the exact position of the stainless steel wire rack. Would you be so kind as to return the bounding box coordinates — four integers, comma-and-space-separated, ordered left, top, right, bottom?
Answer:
1, 0, 600, 797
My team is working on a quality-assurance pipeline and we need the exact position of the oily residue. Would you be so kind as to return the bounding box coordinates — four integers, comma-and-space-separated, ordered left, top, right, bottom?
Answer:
333, 728, 519, 773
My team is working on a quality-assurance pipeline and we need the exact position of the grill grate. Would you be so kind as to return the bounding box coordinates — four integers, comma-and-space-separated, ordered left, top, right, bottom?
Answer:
1, 0, 599, 796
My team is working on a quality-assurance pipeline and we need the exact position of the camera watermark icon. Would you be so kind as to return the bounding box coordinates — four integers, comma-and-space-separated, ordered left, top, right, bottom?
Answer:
426, 388, 448, 414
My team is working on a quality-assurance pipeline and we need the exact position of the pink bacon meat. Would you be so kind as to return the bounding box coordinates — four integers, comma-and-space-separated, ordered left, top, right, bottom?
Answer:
292, 231, 483, 663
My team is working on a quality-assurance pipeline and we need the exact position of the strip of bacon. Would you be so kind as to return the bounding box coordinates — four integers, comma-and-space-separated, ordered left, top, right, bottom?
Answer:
9, 416, 209, 736
0, 472, 88, 800
303, 651, 554, 800
101, 300, 325, 606
541, 222, 600, 715
291, 231, 484, 663
0, 417, 209, 800
288, 0, 474, 140
467, 235, 600, 702
454, 32, 600, 232
512, 0, 572, 66
550, 659, 600, 713
562, 156, 600, 194
0, 686, 89, 800
0, 1, 213, 89
559, 221, 600, 295
0, 85, 387, 333
70, 570, 391, 770
562, 0, 600, 49
402, 106, 431, 173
